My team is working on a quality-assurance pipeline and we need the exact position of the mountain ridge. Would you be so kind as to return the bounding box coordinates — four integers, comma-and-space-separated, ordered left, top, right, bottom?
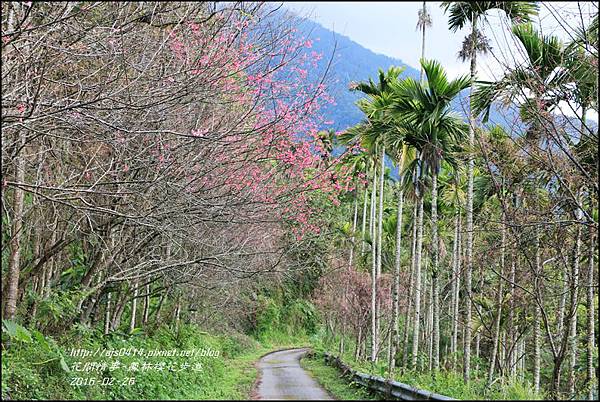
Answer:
292, 16, 518, 133
291, 14, 595, 172
294, 16, 420, 131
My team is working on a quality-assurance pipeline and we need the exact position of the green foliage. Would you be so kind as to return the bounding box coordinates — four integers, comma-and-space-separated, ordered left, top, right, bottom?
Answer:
441, 1, 539, 32
62, 242, 88, 287
255, 295, 281, 340
301, 352, 377, 400
2, 322, 291, 400
218, 332, 260, 359
35, 290, 80, 329
254, 293, 319, 342
3, 320, 33, 344
2, 320, 71, 399
309, 328, 548, 401
285, 299, 318, 335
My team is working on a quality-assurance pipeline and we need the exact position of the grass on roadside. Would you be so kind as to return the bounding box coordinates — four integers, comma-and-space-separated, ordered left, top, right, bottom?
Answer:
300, 352, 377, 400
2, 322, 313, 401
307, 333, 546, 401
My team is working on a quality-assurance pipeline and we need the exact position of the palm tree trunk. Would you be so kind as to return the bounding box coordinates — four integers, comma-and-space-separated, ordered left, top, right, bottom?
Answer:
475, 332, 481, 376
451, 212, 461, 369
377, 146, 386, 279
533, 227, 541, 394
568, 221, 582, 398
508, 255, 517, 378
500, 331, 506, 379
464, 14, 478, 384
518, 338, 525, 381
414, 28, 428, 382
402, 201, 419, 370
419, 1, 426, 83
431, 172, 440, 371
375, 146, 385, 360
487, 211, 506, 385
411, 194, 425, 369
370, 162, 378, 362
416, 5, 429, 368
342, 192, 359, 356
361, 185, 369, 256
390, 183, 404, 374
386, 318, 392, 366
586, 228, 596, 400
349, 191, 359, 269
413, 0, 426, 365
370, 169, 376, 247
427, 277, 433, 370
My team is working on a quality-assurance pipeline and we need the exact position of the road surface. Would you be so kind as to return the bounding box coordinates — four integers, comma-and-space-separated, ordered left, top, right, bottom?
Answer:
255, 348, 334, 400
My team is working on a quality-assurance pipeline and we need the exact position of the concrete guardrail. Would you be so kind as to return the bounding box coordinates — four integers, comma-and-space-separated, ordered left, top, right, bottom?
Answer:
322, 352, 455, 401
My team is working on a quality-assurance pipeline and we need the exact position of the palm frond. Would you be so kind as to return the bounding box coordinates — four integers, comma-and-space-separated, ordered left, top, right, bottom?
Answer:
441, 1, 473, 32
458, 28, 492, 61
512, 23, 564, 77
417, 3, 433, 30
441, 1, 538, 32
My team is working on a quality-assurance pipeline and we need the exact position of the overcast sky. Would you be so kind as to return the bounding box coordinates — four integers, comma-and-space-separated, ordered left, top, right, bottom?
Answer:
283, 2, 597, 77
283, 1, 598, 118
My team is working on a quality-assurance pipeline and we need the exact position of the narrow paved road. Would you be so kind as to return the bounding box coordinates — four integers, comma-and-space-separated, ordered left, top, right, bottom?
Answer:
255, 348, 334, 400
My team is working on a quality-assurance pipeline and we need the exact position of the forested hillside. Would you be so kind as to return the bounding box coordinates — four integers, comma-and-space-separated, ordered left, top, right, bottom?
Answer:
2, 1, 598, 401
292, 15, 523, 132
293, 17, 420, 130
